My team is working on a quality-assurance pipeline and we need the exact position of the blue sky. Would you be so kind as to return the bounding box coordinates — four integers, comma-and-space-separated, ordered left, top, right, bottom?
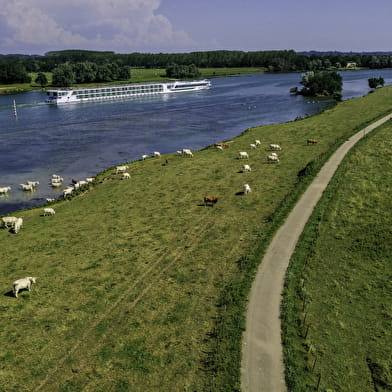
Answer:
0, 0, 391, 55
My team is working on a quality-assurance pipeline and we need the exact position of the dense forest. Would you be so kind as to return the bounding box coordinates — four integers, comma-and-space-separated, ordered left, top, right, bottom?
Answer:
1, 49, 392, 85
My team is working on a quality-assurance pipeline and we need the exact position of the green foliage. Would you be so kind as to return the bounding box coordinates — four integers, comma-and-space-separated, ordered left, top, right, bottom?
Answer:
52, 63, 75, 87
51, 61, 130, 87
368, 77, 385, 89
299, 70, 343, 98
34, 72, 48, 87
165, 63, 201, 79
0, 61, 31, 84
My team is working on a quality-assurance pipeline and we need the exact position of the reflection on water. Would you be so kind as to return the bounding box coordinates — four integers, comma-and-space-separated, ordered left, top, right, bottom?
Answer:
1, 70, 392, 214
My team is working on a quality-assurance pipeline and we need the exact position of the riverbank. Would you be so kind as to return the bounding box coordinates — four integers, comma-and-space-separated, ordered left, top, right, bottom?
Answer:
1, 85, 391, 391
0, 67, 266, 94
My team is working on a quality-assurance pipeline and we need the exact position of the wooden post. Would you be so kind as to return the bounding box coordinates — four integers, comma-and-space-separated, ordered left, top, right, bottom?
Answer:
316, 373, 321, 390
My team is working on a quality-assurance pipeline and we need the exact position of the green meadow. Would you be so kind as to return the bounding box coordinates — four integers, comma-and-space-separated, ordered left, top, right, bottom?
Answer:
1, 86, 391, 391
282, 119, 392, 391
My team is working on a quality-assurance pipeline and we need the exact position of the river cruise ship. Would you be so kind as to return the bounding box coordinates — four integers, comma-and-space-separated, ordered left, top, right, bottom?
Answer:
46, 79, 211, 104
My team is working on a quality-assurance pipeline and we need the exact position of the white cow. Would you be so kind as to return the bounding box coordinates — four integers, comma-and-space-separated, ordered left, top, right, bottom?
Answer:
116, 165, 129, 174
122, 172, 131, 180
63, 187, 74, 197
12, 277, 36, 298
216, 145, 224, 151
239, 151, 249, 159
267, 155, 280, 163
27, 181, 40, 188
43, 208, 56, 216
13, 217, 23, 234
46, 198, 55, 203
0, 186, 11, 194
2, 216, 18, 228
270, 144, 282, 151
142, 154, 149, 160
153, 151, 161, 157
51, 178, 63, 187
86, 177, 95, 183
242, 164, 252, 172
255, 139, 261, 146
182, 150, 193, 157
20, 183, 33, 191
243, 184, 251, 194
250, 143, 257, 149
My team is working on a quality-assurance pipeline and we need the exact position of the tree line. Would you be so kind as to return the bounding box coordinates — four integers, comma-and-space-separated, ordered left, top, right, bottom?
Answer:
1, 49, 392, 85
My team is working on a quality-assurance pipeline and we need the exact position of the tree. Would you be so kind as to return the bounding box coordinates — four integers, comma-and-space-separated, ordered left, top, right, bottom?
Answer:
0, 61, 31, 84
52, 63, 75, 87
35, 72, 48, 87
299, 70, 342, 99
368, 77, 385, 89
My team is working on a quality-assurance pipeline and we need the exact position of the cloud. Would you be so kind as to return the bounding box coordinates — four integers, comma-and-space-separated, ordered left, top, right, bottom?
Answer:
0, 0, 196, 53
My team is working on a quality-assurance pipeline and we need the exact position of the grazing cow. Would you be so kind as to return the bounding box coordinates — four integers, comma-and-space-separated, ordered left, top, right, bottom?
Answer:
13, 217, 23, 234
142, 154, 149, 160
115, 165, 129, 174
250, 143, 257, 149
242, 164, 252, 172
270, 144, 282, 151
43, 208, 56, 216
267, 155, 279, 163
182, 150, 193, 158
20, 183, 34, 191
307, 138, 318, 144
122, 173, 130, 180
239, 151, 249, 159
2, 216, 18, 228
12, 277, 36, 298
154, 151, 161, 157
255, 139, 261, 146
243, 184, 251, 194
27, 181, 39, 188
204, 196, 218, 206
0, 186, 11, 194
63, 187, 74, 197
86, 177, 95, 183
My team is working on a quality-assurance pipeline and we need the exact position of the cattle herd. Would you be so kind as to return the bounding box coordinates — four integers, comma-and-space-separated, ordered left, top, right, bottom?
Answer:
2, 138, 318, 296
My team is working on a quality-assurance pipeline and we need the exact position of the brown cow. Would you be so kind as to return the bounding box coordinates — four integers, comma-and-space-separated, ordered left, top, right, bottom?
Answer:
204, 196, 218, 206
307, 139, 318, 144
215, 142, 229, 148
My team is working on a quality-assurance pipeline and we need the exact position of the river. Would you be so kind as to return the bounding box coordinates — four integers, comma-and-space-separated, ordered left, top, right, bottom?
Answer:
1, 69, 392, 215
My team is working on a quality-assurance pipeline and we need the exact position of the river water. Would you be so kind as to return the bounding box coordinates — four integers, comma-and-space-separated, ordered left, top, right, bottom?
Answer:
1, 69, 392, 215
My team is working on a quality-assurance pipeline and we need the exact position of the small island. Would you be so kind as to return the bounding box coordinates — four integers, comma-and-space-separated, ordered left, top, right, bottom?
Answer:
291, 70, 343, 100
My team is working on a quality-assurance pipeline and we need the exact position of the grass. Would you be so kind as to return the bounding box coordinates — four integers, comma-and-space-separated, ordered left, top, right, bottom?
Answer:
282, 120, 392, 391
1, 86, 392, 391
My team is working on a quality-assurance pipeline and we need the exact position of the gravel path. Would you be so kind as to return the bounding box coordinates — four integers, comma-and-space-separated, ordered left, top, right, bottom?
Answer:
241, 113, 392, 392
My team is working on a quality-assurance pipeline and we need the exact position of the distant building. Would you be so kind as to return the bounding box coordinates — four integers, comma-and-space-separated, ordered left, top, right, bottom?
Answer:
346, 62, 357, 69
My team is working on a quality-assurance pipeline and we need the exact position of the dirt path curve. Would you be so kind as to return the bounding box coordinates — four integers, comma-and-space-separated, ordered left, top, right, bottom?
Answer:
241, 113, 392, 392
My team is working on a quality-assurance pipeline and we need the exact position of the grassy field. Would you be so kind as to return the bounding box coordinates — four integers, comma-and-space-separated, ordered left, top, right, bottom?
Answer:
282, 120, 392, 391
0, 67, 264, 94
1, 86, 392, 392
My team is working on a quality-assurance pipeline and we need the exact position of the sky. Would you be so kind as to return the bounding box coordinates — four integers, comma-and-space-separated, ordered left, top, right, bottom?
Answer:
0, 0, 391, 55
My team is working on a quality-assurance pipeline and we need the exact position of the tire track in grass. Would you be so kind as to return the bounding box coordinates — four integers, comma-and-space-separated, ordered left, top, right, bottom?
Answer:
33, 209, 217, 392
